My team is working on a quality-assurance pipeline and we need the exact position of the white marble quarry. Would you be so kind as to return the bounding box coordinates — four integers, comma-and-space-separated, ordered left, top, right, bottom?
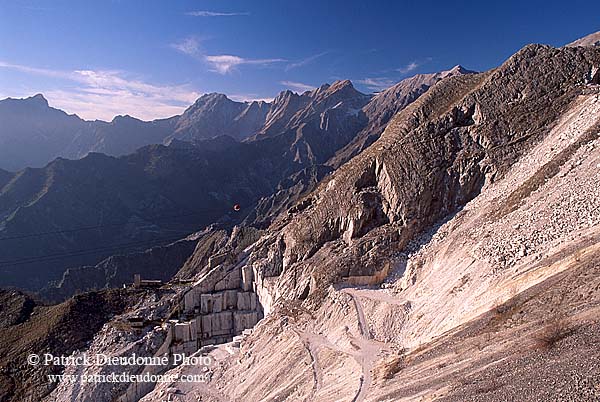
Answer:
171, 257, 264, 354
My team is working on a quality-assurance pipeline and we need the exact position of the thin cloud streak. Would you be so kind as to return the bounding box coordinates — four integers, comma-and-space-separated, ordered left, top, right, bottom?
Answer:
355, 77, 396, 92
206, 55, 286, 74
280, 81, 316, 92
397, 61, 419, 74
170, 37, 286, 74
186, 11, 250, 17
229, 94, 274, 103
0, 61, 201, 121
285, 52, 329, 71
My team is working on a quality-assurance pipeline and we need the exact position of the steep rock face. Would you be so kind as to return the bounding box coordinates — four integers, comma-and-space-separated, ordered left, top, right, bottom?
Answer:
175, 228, 231, 280
243, 164, 334, 229
260, 90, 312, 135
128, 42, 600, 402
246, 43, 600, 305
258, 80, 371, 138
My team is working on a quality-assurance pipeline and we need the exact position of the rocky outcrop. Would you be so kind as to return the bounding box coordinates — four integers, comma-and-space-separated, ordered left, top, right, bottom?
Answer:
243, 164, 334, 228
133, 41, 600, 402
0, 290, 35, 329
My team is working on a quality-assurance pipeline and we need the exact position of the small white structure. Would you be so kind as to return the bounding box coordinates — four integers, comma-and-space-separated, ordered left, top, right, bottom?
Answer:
586, 66, 600, 85
133, 274, 162, 288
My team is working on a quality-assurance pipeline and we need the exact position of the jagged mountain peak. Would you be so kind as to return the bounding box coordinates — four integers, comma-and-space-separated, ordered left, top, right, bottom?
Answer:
28, 93, 49, 106
329, 79, 354, 89
445, 64, 475, 75
171, 92, 270, 142
272, 89, 300, 103
259, 79, 369, 138
191, 92, 231, 106
111, 114, 141, 124
1, 93, 50, 109
309, 79, 361, 98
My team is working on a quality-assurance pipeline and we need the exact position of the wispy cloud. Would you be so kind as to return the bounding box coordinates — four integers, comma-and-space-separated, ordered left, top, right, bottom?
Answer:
186, 11, 250, 17
171, 37, 285, 74
0, 61, 73, 79
285, 51, 329, 71
206, 55, 285, 74
170, 37, 202, 58
355, 77, 396, 92
280, 81, 316, 92
0, 61, 201, 121
397, 61, 420, 74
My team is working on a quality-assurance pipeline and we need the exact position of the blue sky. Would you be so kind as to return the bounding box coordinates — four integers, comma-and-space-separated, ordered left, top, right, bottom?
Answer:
1, 0, 599, 121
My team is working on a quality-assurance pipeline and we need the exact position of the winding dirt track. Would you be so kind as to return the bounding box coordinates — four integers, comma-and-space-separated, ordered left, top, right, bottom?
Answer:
293, 287, 394, 401
342, 288, 391, 402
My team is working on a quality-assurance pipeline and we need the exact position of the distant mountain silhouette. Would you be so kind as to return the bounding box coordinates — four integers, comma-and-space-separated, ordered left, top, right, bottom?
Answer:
0, 73, 470, 291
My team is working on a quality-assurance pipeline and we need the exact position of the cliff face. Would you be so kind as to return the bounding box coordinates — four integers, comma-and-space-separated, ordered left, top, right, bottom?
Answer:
242, 45, 600, 306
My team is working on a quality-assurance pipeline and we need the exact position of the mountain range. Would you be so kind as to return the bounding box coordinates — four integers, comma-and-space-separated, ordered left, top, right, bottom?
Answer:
0, 67, 471, 172
0, 67, 472, 291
